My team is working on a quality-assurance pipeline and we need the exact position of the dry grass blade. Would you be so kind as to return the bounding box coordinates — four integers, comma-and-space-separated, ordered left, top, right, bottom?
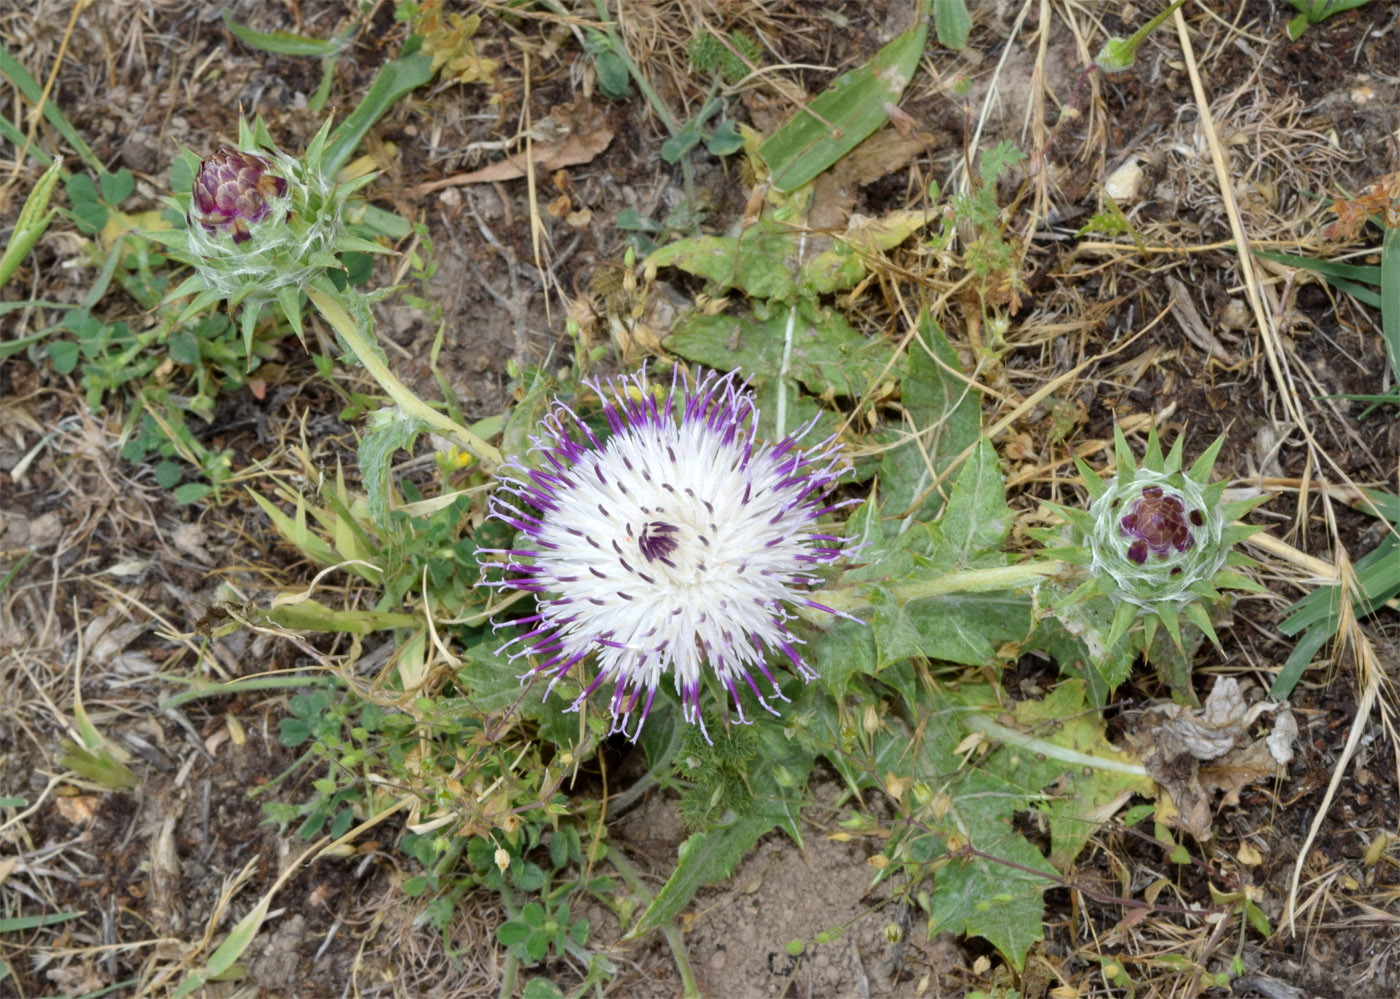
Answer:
1170, 6, 1397, 938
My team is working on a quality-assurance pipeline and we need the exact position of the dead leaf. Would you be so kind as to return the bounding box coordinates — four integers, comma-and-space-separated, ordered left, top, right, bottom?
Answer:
407, 100, 614, 193
1167, 276, 1236, 364
1154, 677, 1275, 761
172, 522, 213, 564
809, 125, 935, 231
1199, 739, 1276, 809
1267, 709, 1298, 765
1129, 677, 1294, 841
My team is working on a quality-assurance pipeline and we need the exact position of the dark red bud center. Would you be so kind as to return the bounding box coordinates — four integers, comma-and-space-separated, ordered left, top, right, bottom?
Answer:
1120, 488, 1198, 561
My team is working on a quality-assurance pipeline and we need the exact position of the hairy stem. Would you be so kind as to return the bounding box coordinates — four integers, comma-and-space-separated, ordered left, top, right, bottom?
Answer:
306, 283, 503, 467
962, 712, 1148, 777
802, 559, 1067, 620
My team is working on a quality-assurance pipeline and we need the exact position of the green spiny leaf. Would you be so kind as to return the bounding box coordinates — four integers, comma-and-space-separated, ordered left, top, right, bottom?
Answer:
1104, 598, 1140, 655
1181, 601, 1221, 651
1187, 434, 1226, 484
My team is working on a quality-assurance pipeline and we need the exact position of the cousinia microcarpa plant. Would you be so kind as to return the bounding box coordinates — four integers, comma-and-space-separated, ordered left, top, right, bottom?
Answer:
151, 117, 384, 353
153, 116, 502, 497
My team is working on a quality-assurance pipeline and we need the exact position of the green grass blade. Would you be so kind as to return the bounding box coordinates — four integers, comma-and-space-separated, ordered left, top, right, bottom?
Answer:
160, 674, 338, 711
1380, 225, 1399, 378
1322, 275, 1382, 308
322, 52, 435, 179
1358, 487, 1400, 522
758, 5, 930, 192
1252, 247, 1381, 286
0, 43, 103, 173
222, 10, 354, 58
1270, 622, 1331, 699
0, 911, 84, 933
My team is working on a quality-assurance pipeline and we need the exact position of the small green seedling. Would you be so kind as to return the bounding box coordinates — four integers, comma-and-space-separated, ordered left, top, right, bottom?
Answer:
1285, 0, 1371, 40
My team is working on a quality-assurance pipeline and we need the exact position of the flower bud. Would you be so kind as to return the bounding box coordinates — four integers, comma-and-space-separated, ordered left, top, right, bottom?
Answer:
151, 117, 386, 345
1088, 469, 1222, 606
189, 148, 287, 243
1120, 484, 1200, 565
1050, 425, 1267, 653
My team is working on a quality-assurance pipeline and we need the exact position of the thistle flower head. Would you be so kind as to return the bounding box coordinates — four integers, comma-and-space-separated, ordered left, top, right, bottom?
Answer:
150, 117, 385, 346
189, 148, 288, 242
1052, 425, 1267, 652
486, 367, 858, 740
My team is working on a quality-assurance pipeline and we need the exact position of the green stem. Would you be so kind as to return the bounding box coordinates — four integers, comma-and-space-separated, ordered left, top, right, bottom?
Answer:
1125, 0, 1186, 53
802, 559, 1066, 620
305, 283, 503, 468
605, 847, 700, 999
962, 713, 1148, 777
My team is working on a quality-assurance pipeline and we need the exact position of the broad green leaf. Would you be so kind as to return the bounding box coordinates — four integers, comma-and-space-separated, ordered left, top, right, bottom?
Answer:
933, 0, 971, 49
594, 49, 630, 100
358, 407, 431, 526
65, 173, 107, 233
872, 589, 1031, 667
627, 813, 776, 939
922, 772, 1054, 972
992, 680, 1153, 868
647, 210, 927, 299
665, 297, 899, 401
924, 438, 1010, 568
99, 168, 134, 205
802, 210, 932, 294
646, 215, 802, 299
759, 12, 929, 191
632, 710, 817, 940
752, 379, 841, 449
874, 313, 981, 526
523, 977, 565, 999
811, 616, 879, 697
172, 482, 212, 505
48, 340, 79, 374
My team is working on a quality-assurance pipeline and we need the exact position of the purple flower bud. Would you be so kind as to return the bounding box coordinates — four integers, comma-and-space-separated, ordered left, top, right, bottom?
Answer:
1119, 485, 1198, 563
189, 148, 287, 243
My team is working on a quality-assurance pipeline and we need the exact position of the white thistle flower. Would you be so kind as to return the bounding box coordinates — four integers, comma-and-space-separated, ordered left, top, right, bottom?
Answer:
486, 367, 857, 740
